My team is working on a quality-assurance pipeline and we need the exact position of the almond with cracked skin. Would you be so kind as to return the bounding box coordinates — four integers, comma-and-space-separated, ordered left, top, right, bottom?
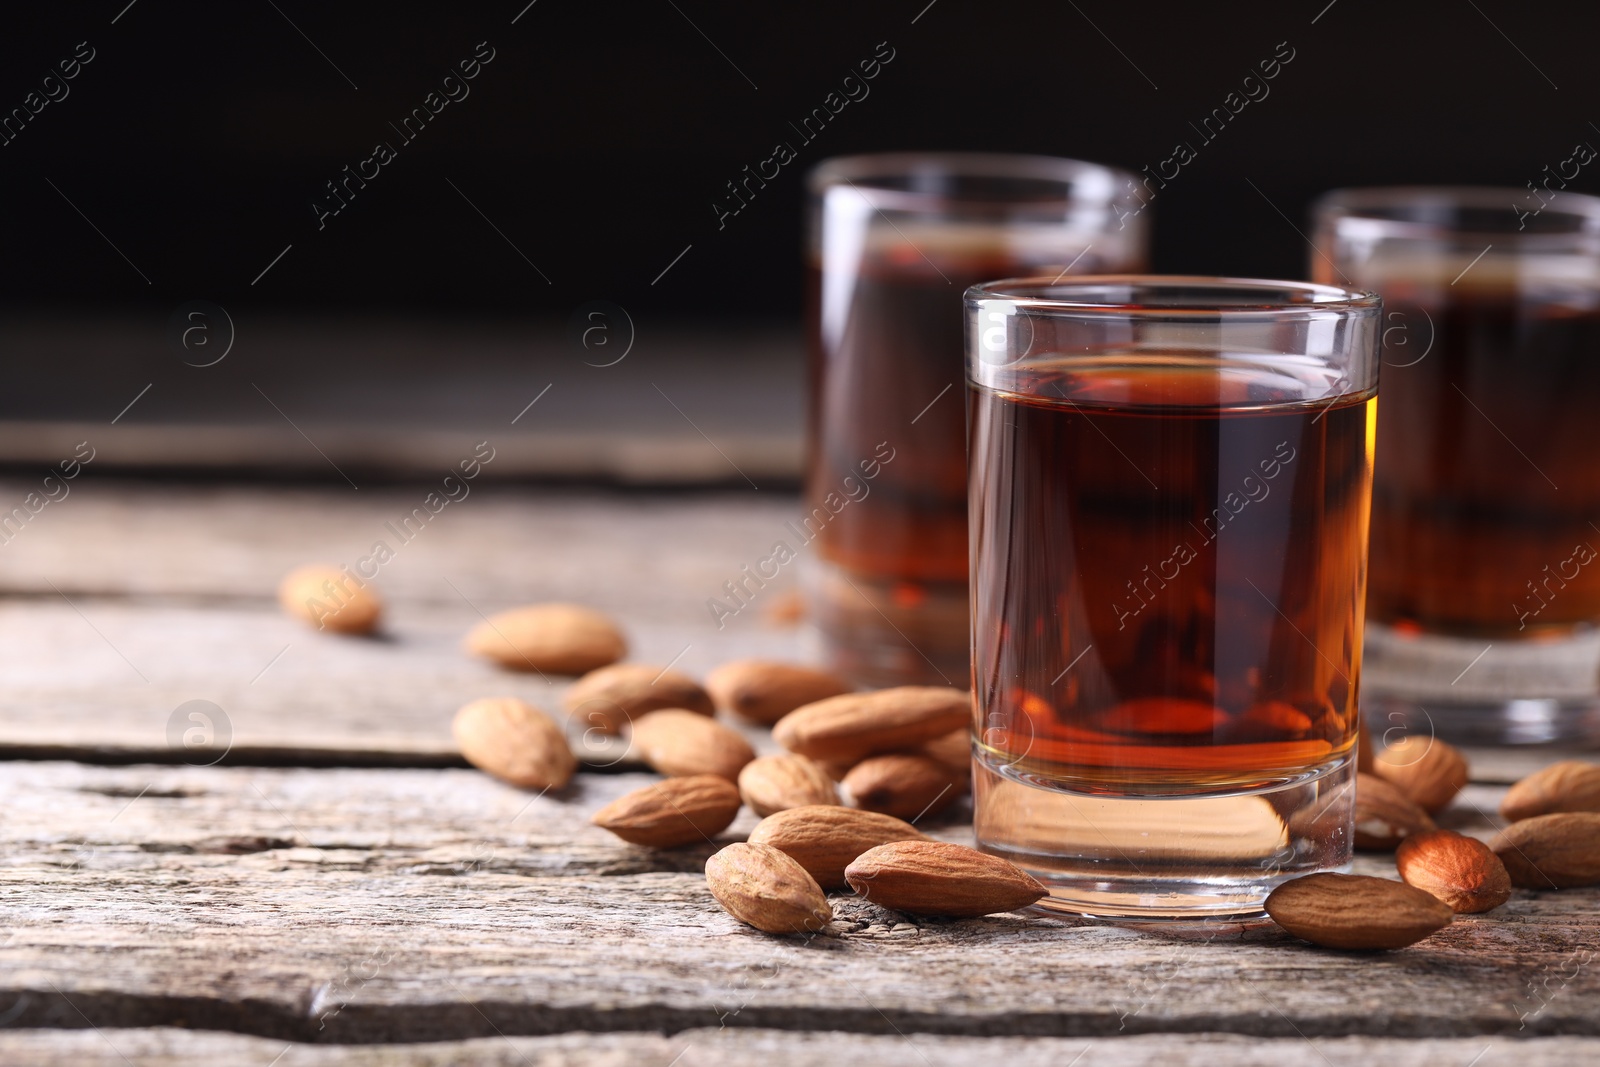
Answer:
705, 842, 832, 935
1373, 737, 1469, 814
563, 662, 713, 735
844, 840, 1047, 917
1501, 760, 1600, 822
464, 603, 626, 675
738, 754, 839, 817
1395, 829, 1512, 913
773, 687, 971, 764
1265, 872, 1452, 950
279, 564, 382, 634
628, 709, 756, 781
591, 774, 741, 848
747, 805, 927, 890
706, 660, 853, 725
452, 697, 576, 791
1490, 812, 1600, 888
1355, 772, 1437, 850
842, 753, 964, 821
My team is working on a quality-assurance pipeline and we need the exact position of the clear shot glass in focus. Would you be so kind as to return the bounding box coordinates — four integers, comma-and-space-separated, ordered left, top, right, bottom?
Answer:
965, 276, 1381, 920
1314, 187, 1600, 745
804, 153, 1148, 688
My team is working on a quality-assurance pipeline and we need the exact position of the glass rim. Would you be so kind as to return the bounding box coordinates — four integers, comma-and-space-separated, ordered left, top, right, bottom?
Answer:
1314, 185, 1600, 237
806, 151, 1135, 209
964, 274, 1381, 317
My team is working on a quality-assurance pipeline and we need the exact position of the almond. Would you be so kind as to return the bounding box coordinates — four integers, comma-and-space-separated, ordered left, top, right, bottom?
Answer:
916, 729, 972, 778
706, 660, 853, 725
1265, 872, 1452, 950
738, 754, 839, 817
1395, 829, 1512, 913
1354, 772, 1436, 850
748, 805, 926, 890
1373, 737, 1469, 814
1501, 760, 1600, 821
591, 774, 741, 848
626, 709, 755, 781
563, 662, 714, 735
844, 841, 1047, 917
452, 697, 576, 791
1490, 811, 1600, 889
278, 564, 382, 635
773, 687, 970, 763
842, 753, 963, 821
705, 842, 832, 935
464, 603, 626, 675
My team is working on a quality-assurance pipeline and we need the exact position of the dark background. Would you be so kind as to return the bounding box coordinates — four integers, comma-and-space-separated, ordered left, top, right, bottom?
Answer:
0, 0, 1595, 471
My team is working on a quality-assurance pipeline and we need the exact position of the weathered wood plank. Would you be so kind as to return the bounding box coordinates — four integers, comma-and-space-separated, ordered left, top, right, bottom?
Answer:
2, 763, 1596, 1043
1, 1028, 1596, 1067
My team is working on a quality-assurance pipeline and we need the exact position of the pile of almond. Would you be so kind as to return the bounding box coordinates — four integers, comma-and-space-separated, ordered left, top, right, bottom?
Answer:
278, 579, 1600, 948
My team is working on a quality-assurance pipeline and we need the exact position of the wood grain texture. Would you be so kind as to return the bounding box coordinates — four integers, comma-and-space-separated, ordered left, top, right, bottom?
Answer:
2, 762, 1596, 1044
1, 1028, 1597, 1067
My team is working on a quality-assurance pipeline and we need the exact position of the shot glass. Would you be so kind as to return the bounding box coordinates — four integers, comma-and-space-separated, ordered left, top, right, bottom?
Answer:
806, 153, 1147, 688
1313, 187, 1600, 744
966, 276, 1380, 920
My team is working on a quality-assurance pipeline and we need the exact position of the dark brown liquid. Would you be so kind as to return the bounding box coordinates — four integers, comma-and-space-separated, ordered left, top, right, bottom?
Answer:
969, 360, 1372, 792
1364, 285, 1600, 635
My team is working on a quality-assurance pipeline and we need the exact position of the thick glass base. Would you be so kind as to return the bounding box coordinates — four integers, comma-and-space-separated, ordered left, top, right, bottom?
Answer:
805, 559, 969, 689
973, 752, 1355, 921
1363, 622, 1600, 745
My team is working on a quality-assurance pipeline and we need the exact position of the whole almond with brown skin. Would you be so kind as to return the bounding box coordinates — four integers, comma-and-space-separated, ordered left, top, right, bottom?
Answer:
706, 660, 853, 725
1374, 737, 1469, 814
591, 774, 741, 848
1501, 760, 1600, 822
452, 697, 576, 791
748, 805, 926, 890
916, 729, 972, 778
842, 753, 963, 821
1395, 829, 1512, 913
738, 754, 839, 817
1265, 873, 1452, 950
845, 841, 1046, 917
705, 842, 832, 935
563, 663, 714, 735
628, 709, 755, 781
278, 564, 382, 635
1490, 812, 1600, 888
1355, 772, 1437, 850
774, 687, 971, 764
464, 603, 626, 675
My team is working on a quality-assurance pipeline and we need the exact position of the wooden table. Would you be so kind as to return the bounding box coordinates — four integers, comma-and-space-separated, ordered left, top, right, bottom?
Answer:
2, 480, 1597, 1066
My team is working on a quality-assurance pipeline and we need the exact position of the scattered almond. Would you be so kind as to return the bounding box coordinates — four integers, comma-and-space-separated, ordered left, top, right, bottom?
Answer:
844, 840, 1047, 917
842, 753, 963, 821
706, 660, 853, 725
774, 686, 970, 763
1501, 760, 1600, 822
916, 729, 972, 778
452, 697, 576, 791
738, 754, 839, 817
748, 805, 927, 890
563, 662, 714, 735
628, 709, 756, 781
1265, 873, 1452, 950
278, 564, 382, 635
1490, 812, 1600, 889
1374, 737, 1469, 814
1354, 772, 1437, 850
1395, 829, 1512, 913
705, 842, 832, 935
464, 603, 626, 675
591, 774, 741, 848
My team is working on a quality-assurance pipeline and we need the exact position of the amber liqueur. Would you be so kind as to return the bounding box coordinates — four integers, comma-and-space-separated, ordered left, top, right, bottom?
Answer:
969, 355, 1375, 794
